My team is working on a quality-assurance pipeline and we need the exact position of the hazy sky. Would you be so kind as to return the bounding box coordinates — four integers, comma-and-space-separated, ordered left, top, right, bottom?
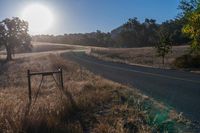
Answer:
0, 0, 180, 35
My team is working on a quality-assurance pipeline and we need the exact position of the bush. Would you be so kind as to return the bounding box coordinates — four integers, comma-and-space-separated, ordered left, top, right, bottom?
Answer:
173, 54, 200, 68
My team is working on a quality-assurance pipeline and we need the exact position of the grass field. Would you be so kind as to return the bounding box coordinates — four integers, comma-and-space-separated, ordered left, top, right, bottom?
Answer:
32, 42, 87, 52
0, 42, 87, 57
0, 52, 191, 132
89, 45, 189, 68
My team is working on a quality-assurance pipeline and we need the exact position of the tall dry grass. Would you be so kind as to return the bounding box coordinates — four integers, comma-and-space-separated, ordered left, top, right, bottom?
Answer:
0, 53, 191, 133
89, 46, 189, 68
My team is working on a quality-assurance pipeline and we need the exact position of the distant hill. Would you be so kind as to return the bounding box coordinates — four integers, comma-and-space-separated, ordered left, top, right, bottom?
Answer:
111, 25, 124, 39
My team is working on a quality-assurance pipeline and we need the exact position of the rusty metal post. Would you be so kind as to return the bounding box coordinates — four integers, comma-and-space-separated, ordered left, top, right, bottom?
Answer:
27, 70, 32, 102
59, 68, 64, 90
27, 68, 64, 102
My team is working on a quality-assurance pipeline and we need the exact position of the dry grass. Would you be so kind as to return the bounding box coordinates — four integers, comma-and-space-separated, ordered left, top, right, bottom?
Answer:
0, 42, 85, 56
31, 42, 81, 53
89, 46, 189, 68
0, 53, 191, 133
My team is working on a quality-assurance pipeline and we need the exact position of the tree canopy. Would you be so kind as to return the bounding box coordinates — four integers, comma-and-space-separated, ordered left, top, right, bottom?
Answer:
32, 31, 115, 47
111, 18, 189, 48
180, 0, 200, 54
0, 17, 32, 60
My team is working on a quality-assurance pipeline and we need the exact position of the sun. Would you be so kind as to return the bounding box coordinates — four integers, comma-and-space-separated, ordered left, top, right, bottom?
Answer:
21, 4, 53, 34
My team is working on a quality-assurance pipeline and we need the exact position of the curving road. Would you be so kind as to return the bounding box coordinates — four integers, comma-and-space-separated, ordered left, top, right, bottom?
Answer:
62, 52, 200, 123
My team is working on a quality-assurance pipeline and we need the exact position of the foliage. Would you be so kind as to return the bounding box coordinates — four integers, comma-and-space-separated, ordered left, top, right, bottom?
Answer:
0, 17, 32, 60
113, 18, 159, 47
32, 17, 190, 48
159, 19, 190, 45
182, 9, 200, 54
111, 17, 189, 48
32, 30, 115, 47
179, 0, 200, 15
180, 0, 200, 54
173, 54, 200, 68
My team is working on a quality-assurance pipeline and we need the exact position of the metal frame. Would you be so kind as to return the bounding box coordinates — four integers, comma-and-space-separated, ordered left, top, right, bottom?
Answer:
27, 68, 64, 102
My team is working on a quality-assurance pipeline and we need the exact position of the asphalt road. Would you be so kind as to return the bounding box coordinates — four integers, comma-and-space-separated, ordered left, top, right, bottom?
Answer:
62, 52, 200, 123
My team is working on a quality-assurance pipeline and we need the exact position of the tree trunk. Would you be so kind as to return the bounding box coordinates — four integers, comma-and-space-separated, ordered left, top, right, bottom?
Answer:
5, 45, 12, 61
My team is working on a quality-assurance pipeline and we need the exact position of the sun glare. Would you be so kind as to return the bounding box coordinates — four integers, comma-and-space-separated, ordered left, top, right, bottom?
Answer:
21, 4, 53, 34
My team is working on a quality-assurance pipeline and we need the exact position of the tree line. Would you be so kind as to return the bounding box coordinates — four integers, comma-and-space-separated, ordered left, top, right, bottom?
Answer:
112, 18, 190, 48
32, 18, 190, 48
32, 30, 115, 47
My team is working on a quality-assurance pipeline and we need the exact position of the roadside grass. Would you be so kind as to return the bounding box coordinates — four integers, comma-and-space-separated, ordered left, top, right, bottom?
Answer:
0, 53, 191, 133
173, 54, 200, 69
0, 42, 84, 56
89, 46, 189, 68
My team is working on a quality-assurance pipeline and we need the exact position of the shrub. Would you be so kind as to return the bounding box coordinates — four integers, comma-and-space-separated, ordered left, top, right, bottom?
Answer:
173, 54, 200, 68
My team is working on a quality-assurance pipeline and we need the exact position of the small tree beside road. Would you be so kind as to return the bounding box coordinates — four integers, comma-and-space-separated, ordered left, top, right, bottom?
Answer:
155, 34, 172, 66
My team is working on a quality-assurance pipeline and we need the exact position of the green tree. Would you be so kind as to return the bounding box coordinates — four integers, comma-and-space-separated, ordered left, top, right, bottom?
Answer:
118, 17, 159, 47
182, 9, 200, 54
180, 0, 200, 54
179, 0, 199, 15
159, 19, 190, 45
155, 34, 172, 65
0, 17, 31, 61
